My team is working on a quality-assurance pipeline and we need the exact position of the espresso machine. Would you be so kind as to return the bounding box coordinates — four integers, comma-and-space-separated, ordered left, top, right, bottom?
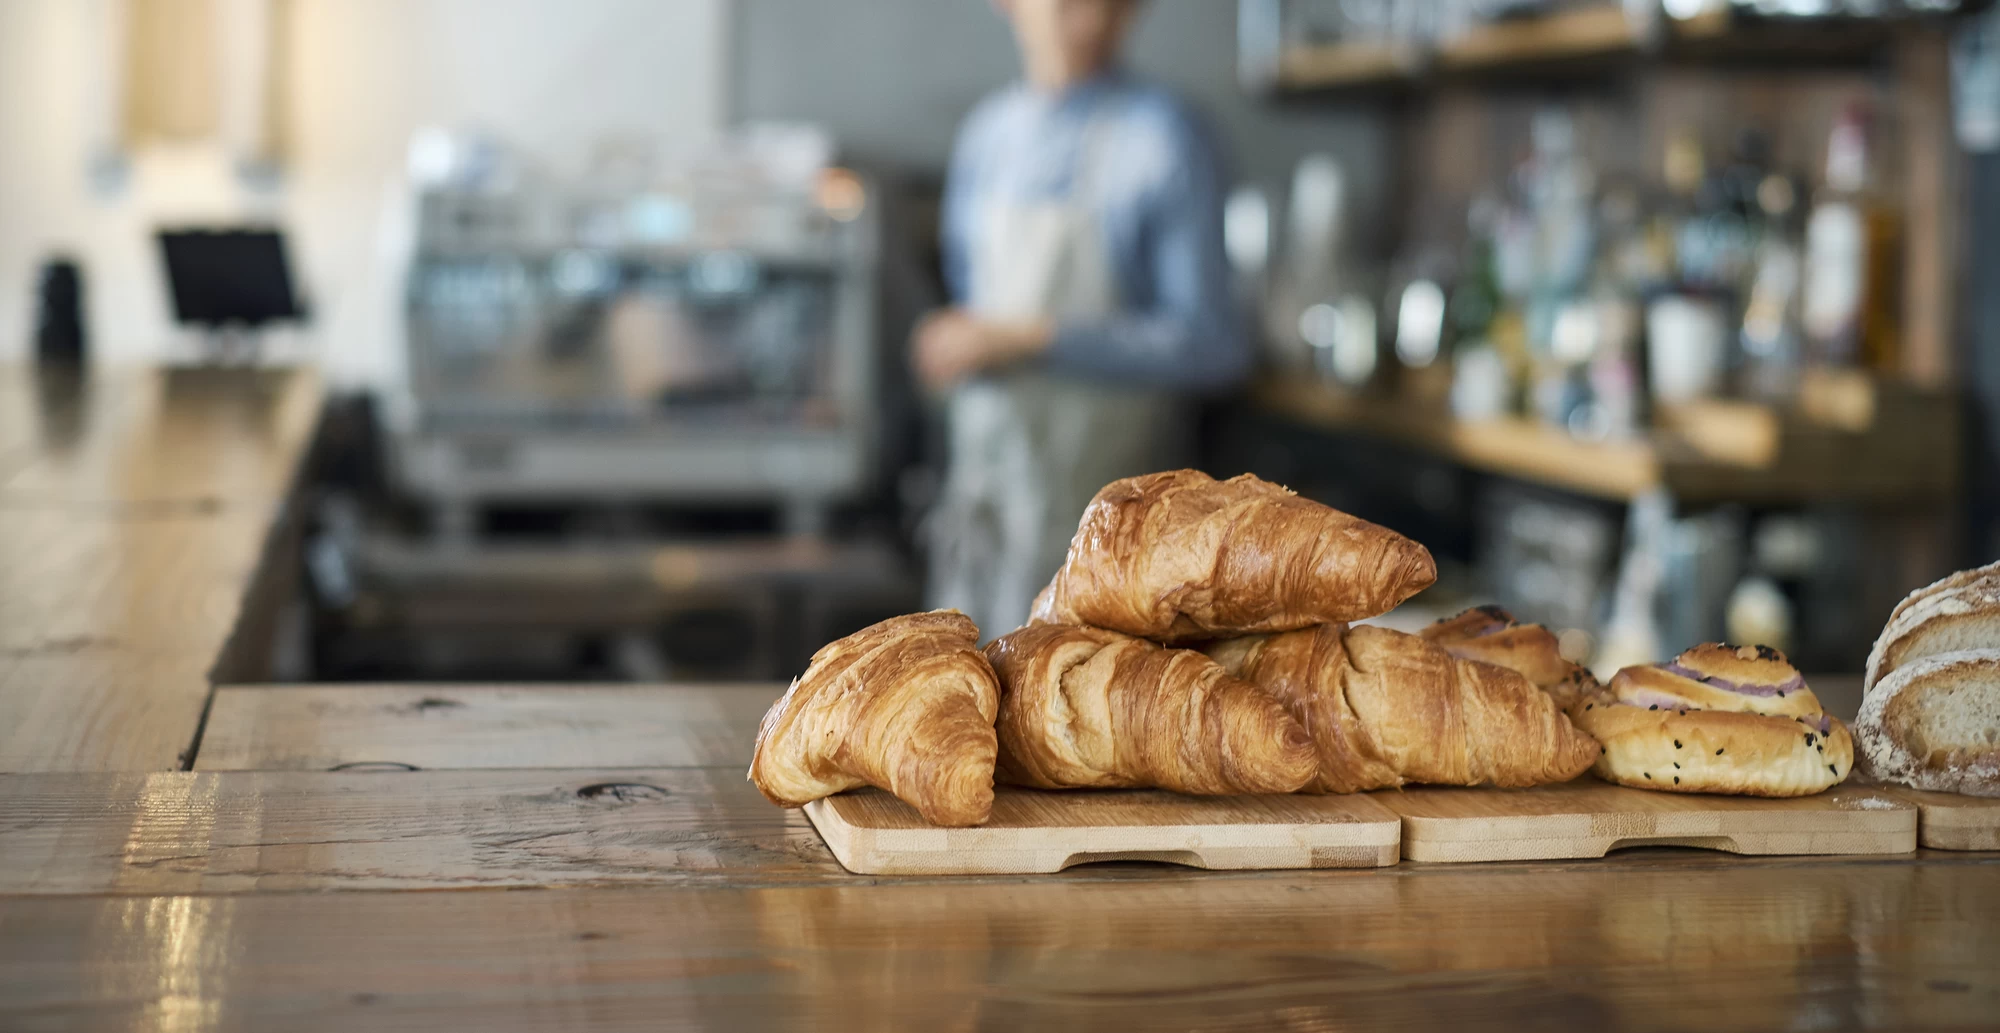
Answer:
389, 127, 882, 541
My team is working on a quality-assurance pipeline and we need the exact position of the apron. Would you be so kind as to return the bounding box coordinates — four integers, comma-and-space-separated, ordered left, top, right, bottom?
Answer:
925, 111, 1180, 639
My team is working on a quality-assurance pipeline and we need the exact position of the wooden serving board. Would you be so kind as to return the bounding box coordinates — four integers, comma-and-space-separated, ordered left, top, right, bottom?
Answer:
803, 788, 1402, 875
1375, 779, 1917, 863
1880, 787, 2000, 851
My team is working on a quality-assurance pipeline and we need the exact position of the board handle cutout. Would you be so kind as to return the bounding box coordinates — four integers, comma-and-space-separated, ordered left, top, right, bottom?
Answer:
1604, 835, 1741, 856
1060, 849, 1207, 870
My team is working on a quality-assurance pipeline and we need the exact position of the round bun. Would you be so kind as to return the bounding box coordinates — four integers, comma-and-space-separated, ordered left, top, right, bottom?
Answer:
1570, 644, 1851, 797
1608, 643, 1822, 720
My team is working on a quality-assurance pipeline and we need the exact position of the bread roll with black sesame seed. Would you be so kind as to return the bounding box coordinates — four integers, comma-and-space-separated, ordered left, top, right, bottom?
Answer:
1569, 644, 1852, 797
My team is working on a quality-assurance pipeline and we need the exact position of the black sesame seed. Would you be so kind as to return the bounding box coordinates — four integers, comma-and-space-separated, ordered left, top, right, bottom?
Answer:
1777, 691, 1785, 697
1674, 740, 1682, 749
1644, 773, 1652, 779
1805, 733, 1814, 745
1817, 745, 1824, 753
1674, 776, 1680, 784
1673, 762, 1681, 769
1650, 704, 1659, 711
1716, 748, 1725, 755
1586, 704, 1593, 710
1828, 764, 1838, 775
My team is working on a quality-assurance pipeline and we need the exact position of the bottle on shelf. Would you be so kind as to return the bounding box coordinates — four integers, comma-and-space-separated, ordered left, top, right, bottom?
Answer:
1645, 130, 1733, 405
1447, 196, 1514, 421
1737, 165, 1808, 401
1501, 108, 1600, 430
1801, 101, 1902, 375
1579, 180, 1647, 440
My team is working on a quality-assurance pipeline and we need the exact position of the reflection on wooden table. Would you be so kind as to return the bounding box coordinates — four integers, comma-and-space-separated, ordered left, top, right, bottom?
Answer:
3, 859, 1993, 1031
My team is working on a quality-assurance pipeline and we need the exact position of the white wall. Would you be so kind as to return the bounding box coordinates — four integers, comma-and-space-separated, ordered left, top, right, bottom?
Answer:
0, 0, 725, 386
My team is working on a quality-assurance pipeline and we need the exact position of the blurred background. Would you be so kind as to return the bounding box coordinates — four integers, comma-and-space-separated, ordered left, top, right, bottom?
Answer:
4, 0, 1998, 686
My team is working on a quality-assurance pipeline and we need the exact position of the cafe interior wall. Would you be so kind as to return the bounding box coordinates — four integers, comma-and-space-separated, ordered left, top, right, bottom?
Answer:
0, 0, 727, 387
730, 0, 1395, 248
0, 0, 1382, 386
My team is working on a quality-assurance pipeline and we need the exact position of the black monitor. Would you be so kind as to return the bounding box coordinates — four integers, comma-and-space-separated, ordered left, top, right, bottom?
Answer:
157, 227, 306, 328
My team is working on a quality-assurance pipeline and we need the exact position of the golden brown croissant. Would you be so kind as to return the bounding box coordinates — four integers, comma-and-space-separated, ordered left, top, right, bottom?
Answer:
983, 623, 1318, 795
1206, 624, 1601, 792
1420, 605, 1600, 710
1030, 470, 1436, 643
749, 610, 1000, 826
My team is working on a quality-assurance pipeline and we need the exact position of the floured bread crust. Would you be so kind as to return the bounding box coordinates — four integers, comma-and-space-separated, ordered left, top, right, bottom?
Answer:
1856, 649, 2000, 798
1864, 561, 2000, 693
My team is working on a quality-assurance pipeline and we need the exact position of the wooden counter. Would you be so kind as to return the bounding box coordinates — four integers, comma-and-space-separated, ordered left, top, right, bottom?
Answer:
1, 363, 1995, 1031
0, 365, 321, 771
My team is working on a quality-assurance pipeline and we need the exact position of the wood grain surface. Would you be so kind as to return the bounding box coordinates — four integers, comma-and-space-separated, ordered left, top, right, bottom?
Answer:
0, 365, 321, 772
1884, 787, 2000, 851
196, 684, 782, 771
1379, 779, 1917, 862
0, 365, 321, 509
3, 857, 1996, 1032
6, 362, 1998, 1032
806, 787, 1401, 874
0, 769, 847, 893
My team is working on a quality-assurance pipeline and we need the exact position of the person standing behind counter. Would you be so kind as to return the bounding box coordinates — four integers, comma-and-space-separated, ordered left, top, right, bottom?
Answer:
914, 0, 1250, 638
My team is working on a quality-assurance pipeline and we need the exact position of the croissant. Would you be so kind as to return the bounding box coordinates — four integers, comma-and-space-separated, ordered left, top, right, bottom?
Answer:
749, 610, 1001, 826
1420, 605, 1600, 710
1030, 470, 1436, 643
983, 623, 1318, 795
1206, 624, 1601, 792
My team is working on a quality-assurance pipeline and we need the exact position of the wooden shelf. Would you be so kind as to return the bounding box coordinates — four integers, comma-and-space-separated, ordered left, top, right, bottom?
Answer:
1277, 39, 1423, 91
1434, 4, 1636, 73
1252, 377, 1658, 501
1272, 7, 1894, 93
1251, 375, 1959, 506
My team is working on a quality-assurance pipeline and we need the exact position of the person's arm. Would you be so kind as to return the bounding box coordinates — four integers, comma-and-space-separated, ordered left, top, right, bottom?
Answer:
1040, 110, 1252, 393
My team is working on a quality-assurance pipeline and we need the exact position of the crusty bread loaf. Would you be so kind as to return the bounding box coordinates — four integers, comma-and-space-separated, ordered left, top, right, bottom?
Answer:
1864, 561, 2000, 693
1855, 649, 2000, 798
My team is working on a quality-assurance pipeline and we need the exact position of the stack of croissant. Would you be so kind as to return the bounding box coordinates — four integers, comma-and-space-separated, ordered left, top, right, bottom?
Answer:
751, 469, 1612, 826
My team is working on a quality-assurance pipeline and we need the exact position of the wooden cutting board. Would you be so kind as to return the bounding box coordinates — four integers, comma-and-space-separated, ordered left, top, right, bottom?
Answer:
803, 788, 1401, 875
1879, 787, 2000, 851
1375, 779, 1917, 863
